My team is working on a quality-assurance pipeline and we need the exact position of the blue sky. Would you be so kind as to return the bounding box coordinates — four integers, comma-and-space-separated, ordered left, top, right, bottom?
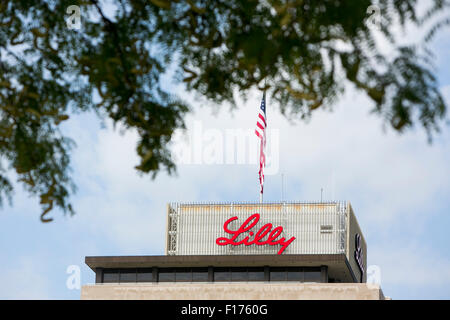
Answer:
1, 7, 450, 300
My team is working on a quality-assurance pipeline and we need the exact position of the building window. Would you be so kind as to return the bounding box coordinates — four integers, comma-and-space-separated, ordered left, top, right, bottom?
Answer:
270, 267, 287, 281
214, 267, 231, 281
137, 268, 153, 282
248, 267, 265, 281
287, 267, 303, 281
120, 269, 137, 283
192, 268, 208, 282
175, 268, 192, 282
159, 268, 175, 282
231, 267, 247, 281
304, 268, 321, 283
103, 269, 119, 283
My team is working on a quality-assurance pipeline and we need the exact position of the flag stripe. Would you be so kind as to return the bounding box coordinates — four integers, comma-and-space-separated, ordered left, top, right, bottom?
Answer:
257, 122, 265, 131
258, 114, 266, 126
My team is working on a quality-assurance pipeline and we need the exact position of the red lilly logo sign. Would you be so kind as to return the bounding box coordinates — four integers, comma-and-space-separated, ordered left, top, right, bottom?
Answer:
354, 233, 365, 282
215, 213, 296, 255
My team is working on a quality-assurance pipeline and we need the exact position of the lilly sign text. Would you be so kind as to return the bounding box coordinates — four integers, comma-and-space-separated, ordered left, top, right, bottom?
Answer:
216, 213, 296, 255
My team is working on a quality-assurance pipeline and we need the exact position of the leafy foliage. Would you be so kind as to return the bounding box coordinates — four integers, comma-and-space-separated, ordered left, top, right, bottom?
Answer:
0, 0, 448, 221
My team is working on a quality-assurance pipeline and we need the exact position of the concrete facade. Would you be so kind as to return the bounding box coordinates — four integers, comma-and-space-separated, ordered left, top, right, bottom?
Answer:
81, 283, 387, 300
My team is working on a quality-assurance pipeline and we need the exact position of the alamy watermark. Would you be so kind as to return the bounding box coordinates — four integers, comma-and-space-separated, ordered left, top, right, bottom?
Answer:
66, 5, 81, 30
366, 4, 381, 30
171, 120, 280, 175
66, 265, 81, 290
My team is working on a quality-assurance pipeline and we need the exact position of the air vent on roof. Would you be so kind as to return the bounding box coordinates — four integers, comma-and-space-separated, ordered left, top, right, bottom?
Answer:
320, 225, 333, 234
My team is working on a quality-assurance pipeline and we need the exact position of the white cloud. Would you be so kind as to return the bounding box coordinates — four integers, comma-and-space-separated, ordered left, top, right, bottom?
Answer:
0, 257, 50, 299
370, 243, 450, 287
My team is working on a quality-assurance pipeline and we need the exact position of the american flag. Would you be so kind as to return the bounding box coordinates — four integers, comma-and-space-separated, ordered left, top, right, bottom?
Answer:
255, 92, 266, 198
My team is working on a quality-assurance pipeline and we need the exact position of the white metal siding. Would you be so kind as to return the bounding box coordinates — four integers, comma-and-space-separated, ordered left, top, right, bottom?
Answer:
167, 202, 348, 256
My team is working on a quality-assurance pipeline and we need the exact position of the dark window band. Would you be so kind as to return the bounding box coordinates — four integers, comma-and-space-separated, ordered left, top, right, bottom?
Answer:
100, 266, 325, 284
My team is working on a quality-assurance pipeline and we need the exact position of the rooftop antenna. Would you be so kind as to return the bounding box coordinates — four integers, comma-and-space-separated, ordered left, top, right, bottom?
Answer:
331, 169, 336, 201
321, 187, 323, 203
281, 173, 285, 202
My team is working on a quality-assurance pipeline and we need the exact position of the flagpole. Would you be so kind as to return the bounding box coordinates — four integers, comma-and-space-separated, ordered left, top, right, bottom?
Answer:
260, 80, 267, 204
257, 79, 267, 205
